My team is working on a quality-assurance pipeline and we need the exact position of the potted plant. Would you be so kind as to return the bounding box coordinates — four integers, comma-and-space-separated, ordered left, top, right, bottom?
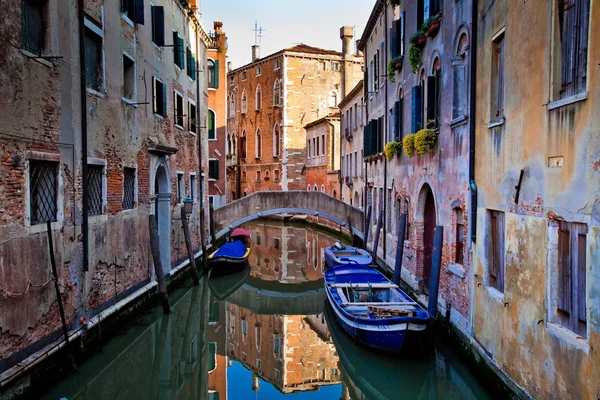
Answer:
414, 128, 437, 155
408, 43, 421, 73
384, 139, 402, 160
403, 134, 416, 157
424, 14, 442, 37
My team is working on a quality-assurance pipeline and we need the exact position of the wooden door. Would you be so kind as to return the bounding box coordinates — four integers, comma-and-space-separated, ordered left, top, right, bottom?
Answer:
423, 189, 436, 293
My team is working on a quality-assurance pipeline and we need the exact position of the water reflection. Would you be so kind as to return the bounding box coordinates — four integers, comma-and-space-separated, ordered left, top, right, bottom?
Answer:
41, 220, 490, 400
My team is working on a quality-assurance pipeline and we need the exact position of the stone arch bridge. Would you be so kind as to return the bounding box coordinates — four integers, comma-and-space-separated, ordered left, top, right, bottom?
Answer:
212, 191, 364, 240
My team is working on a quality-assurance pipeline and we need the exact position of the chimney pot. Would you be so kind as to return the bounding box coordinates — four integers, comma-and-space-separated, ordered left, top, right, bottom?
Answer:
340, 26, 354, 57
252, 45, 260, 63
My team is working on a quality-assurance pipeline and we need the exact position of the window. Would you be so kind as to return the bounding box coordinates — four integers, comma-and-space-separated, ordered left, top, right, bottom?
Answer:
556, 221, 587, 336
255, 86, 262, 110
208, 342, 217, 372
229, 75, 234, 85
307, 140, 311, 158
256, 359, 261, 369
491, 33, 505, 121
452, 33, 469, 121
89, 164, 104, 216
274, 336, 281, 354
151, 6, 165, 46
354, 103, 358, 129
122, 54, 135, 100
274, 170, 280, 181
229, 95, 235, 117
29, 160, 58, 224
349, 153, 353, 177
321, 185, 325, 193
273, 125, 280, 156
273, 81, 281, 106
242, 70, 247, 81
394, 95, 404, 139
207, 59, 219, 88
455, 208, 465, 264
152, 77, 167, 117
360, 149, 363, 176
190, 174, 197, 201
354, 151, 357, 177
242, 170, 247, 182
174, 92, 184, 128
329, 91, 338, 108
411, 83, 424, 132
121, 0, 144, 23
177, 172, 184, 202
255, 129, 262, 158
172, 31, 184, 69
374, 51, 379, 88
256, 170, 261, 181
322, 135, 325, 157
208, 160, 219, 180
427, 59, 442, 129
241, 91, 248, 114
208, 109, 216, 140
369, 59, 375, 93
554, 0, 590, 100
265, 171, 270, 180
240, 131, 247, 159
22, 0, 46, 55
314, 185, 318, 191
274, 59, 280, 69
315, 137, 319, 156
331, 62, 340, 71
256, 65, 261, 76
275, 369, 281, 380
319, 61, 326, 70
274, 238, 280, 249
186, 47, 196, 80
188, 101, 197, 133
122, 167, 136, 210
488, 210, 505, 292
85, 27, 103, 91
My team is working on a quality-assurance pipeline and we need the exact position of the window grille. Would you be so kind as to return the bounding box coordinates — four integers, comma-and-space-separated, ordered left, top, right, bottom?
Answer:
89, 165, 103, 215
29, 160, 58, 224
122, 167, 136, 209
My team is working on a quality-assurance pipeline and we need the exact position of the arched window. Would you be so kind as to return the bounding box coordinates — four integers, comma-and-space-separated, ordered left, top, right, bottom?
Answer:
273, 80, 281, 106
429, 57, 441, 129
321, 185, 325, 193
227, 134, 232, 155
273, 124, 280, 157
307, 184, 311, 190
208, 109, 216, 140
274, 170, 280, 181
314, 185, 318, 191
255, 85, 262, 110
242, 170, 247, 182
454, 207, 465, 264
240, 130, 247, 159
241, 90, 248, 114
229, 95, 235, 118
265, 170, 270, 180
255, 129, 262, 158
256, 170, 261, 181
329, 91, 338, 108
333, 190, 337, 199
452, 31, 469, 121
208, 60, 216, 89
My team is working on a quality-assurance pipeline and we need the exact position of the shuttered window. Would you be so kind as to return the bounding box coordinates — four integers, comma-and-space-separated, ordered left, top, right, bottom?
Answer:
172, 31, 185, 69
394, 99, 403, 140
121, 0, 144, 24
22, 0, 45, 55
452, 60, 467, 120
426, 68, 441, 129
488, 210, 505, 293
411, 85, 423, 133
152, 77, 167, 117
151, 6, 165, 46
186, 48, 196, 80
491, 34, 505, 121
85, 27, 103, 91
556, 0, 590, 99
209, 160, 219, 180
557, 221, 587, 337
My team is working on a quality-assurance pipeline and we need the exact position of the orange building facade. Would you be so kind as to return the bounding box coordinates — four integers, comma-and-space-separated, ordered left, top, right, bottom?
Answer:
305, 114, 341, 197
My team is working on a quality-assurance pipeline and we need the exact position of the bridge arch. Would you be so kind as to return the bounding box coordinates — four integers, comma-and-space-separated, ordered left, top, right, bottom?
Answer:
213, 191, 364, 240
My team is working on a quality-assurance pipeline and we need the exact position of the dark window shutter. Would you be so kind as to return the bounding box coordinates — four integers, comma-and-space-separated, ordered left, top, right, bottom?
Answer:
178, 36, 185, 69
397, 17, 404, 57
576, 229, 587, 325
152, 6, 165, 46
398, 98, 403, 138
417, 0, 424, 27
191, 54, 196, 81
214, 160, 219, 180
214, 60, 220, 89
378, 116, 383, 153
430, 0, 440, 17
186, 48, 192, 78
426, 75, 436, 127
161, 81, 167, 117
390, 24, 397, 59
172, 31, 178, 64
411, 86, 422, 132
134, 0, 144, 24
394, 101, 400, 139
364, 62, 368, 94
558, 225, 572, 314
121, 0, 127, 12
152, 77, 157, 113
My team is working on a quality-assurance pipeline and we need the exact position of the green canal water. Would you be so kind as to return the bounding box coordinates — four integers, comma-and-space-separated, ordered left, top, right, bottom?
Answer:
41, 220, 491, 400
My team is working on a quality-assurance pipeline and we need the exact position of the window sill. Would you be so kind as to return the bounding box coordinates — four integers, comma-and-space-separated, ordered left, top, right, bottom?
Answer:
152, 42, 163, 51
122, 207, 137, 214
174, 124, 184, 131
20, 49, 54, 68
450, 115, 468, 128
121, 97, 138, 107
154, 114, 165, 120
86, 88, 105, 98
188, 131, 196, 136
208, 138, 217, 141
485, 285, 505, 303
487, 118, 505, 129
547, 92, 588, 111
121, 14, 134, 27
26, 220, 63, 234
546, 322, 589, 353
208, 88, 217, 91
446, 263, 466, 279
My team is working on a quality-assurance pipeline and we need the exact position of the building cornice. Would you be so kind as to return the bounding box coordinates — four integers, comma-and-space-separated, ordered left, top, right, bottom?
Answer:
358, 0, 387, 52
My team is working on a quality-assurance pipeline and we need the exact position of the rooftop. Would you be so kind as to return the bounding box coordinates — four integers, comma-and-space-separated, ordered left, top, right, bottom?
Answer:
284, 44, 342, 57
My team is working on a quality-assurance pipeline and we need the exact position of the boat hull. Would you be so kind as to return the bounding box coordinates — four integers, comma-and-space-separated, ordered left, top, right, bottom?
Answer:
323, 245, 373, 268
208, 240, 251, 276
209, 258, 249, 276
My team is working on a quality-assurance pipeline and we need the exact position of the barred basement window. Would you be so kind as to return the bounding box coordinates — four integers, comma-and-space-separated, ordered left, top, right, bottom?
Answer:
29, 160, 58, 224
88, 165, 104, 216
22, 0, 46, 56
122, 167, 136, 210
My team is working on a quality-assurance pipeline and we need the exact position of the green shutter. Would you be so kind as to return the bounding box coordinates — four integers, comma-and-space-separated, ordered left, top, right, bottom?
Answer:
215, 160, 219, 180
214, 60, 220, 89
178, 36, 185, 69
161, 81, 167, 117
364, 123, 372, 156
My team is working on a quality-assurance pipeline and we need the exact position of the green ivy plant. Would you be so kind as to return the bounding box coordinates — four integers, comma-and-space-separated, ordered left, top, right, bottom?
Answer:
387, 56, 403, 83
403, 134, 416, 158
414, 129, 437, 155
408, 43, 421, 73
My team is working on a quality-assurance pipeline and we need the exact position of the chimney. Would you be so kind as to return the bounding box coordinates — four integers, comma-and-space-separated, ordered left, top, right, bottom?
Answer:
227, 61, 232, 72
214, 21, 223, 33
355, 40, 363, 57
340, 26, 354, 58
252, 45, 260, 63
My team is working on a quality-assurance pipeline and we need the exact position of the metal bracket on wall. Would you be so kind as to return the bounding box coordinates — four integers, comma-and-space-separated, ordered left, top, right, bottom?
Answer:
514, 169, 525, 204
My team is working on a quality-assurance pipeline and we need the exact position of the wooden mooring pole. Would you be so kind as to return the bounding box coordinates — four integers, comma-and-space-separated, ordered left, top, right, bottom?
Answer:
363, 205, 372, 250
149, 215, 171, 313
427, 226, 444, 319
199, 209, 208, 272
181, 208, 200, 285
209, 203, 216, 246
393, 213, 407, 285
47, 221, 76, 371
371, 210, 383, 262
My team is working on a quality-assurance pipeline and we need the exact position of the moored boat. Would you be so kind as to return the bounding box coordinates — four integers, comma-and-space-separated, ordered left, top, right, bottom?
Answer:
323, 242, 373, 268
208, 240, 251, 276
324, 265, 429, 353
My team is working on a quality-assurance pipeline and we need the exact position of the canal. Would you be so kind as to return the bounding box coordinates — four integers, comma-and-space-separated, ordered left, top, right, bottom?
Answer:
40, 219, 492, 400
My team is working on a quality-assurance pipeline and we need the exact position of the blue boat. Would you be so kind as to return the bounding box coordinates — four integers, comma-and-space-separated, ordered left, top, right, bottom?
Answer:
324, 242, 373, 268
324, 265, 429, 353
208, 240, 251, 276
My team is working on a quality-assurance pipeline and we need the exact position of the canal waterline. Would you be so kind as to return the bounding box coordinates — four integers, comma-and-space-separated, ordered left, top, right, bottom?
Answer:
39, 219, 493, 400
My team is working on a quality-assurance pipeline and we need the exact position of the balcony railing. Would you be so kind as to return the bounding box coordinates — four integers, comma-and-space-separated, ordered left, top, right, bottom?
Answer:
344, 127, 353, 142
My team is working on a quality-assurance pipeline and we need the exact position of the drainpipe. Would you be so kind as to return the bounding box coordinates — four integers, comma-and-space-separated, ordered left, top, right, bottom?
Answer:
78, 0, 89, 271
469, 0, 478, 243
382, 4, 389, 259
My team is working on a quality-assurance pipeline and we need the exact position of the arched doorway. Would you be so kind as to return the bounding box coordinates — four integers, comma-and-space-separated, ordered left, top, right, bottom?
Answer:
418, 184, 436, 294
154, 163, 171, 274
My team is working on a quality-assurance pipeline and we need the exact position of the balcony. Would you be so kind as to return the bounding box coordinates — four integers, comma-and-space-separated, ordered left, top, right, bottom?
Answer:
344, 127, 353, 142
226, 154, 237, 168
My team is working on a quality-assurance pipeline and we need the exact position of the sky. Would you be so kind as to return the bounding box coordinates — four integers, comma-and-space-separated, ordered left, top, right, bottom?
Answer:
201, 0, 376, 69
